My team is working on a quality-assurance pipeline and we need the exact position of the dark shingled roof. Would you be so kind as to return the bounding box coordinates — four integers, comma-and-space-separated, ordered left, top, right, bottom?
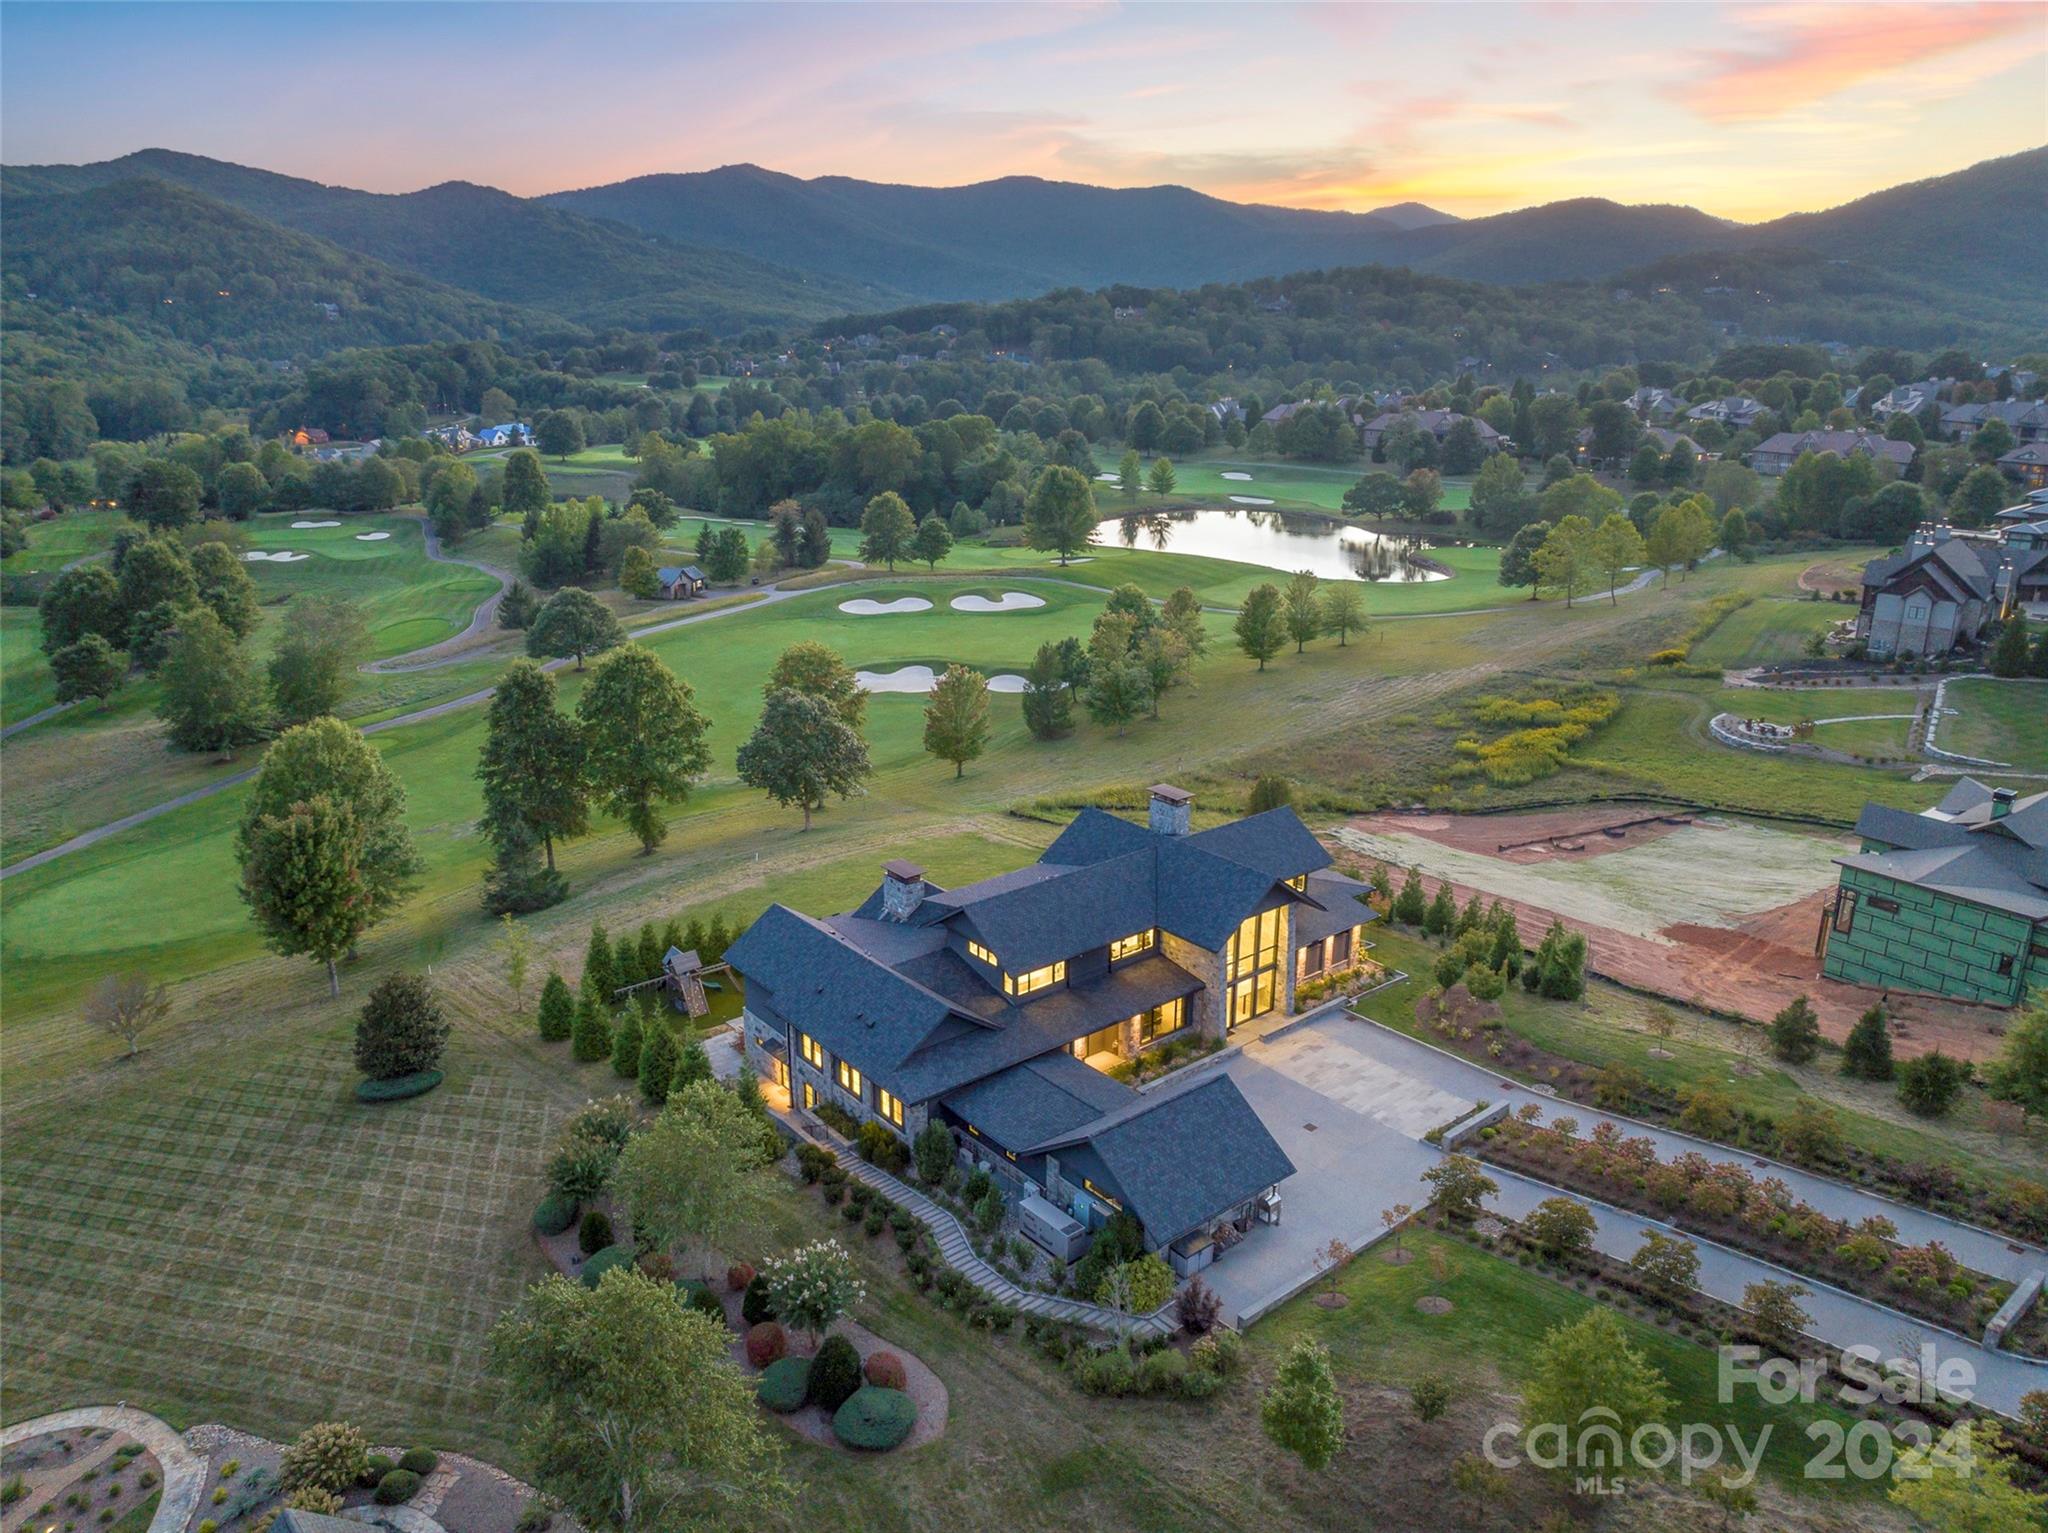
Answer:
1842, 782, 2048, 921
1293, 870, 1378, 946
1032, 1074, 1298, 1247
941, 1051, 1136, 1150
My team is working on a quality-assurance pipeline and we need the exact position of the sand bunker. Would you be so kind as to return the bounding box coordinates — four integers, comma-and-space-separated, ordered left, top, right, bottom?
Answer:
355, 531, 391, 541
857, 666, 1027, 694
1220, 471, 1253, 481
243, 550, 310, 563
950, 591, 1046, 613
838, 596, 934, 616
1228, 494, 1276, 506
1095, 473, 1121, 483
290, 519, 341, 529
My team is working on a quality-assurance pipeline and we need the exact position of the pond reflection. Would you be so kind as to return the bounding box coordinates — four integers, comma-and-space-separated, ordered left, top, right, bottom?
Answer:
1095, 508, 1451, 583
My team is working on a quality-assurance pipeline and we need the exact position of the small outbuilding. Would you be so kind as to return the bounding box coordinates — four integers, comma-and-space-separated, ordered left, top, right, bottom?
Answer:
655, 565, 708, 599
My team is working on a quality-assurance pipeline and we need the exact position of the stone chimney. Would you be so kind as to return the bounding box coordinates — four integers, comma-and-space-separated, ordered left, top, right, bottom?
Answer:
1992, 788, 2016, 820
1148, 784, 1193, 837
880, 859, 927, 921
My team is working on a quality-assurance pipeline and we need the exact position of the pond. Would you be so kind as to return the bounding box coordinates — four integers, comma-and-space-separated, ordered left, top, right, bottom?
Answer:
1091, 508, 1451, 582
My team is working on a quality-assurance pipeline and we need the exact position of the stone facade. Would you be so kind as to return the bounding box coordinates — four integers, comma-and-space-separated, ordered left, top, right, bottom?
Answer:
1822, 867, 2044, 1006
1158, 928, 1228, 1042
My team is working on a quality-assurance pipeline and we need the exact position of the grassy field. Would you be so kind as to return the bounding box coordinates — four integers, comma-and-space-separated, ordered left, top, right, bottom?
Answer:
1091, 447, 1477, 516
0, 508, 125, 574
3, 605, 58, 723
1942, 676, 2048, 767
1688, 593, 1845, 669
1716, 685, 1924, 760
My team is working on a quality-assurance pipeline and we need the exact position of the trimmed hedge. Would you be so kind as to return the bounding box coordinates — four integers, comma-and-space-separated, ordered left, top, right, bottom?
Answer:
373, 1471, 420, 1505
531, 1193, 577, 1236
356, 1455, 396, 1490
863, 1351, 907, 1390
740, 1275, 775, 1326
831, 1387, 918, 1451
682, 1284, 728, 1325
757, 1357, 810, 1413
354, 1070, 442, 1103
396, 1450, 437, 1476
580, 1244, 636, 1289
807, 1334, 863, 1412
726, 1262, 756, 1292
745, 1322, 786, 1368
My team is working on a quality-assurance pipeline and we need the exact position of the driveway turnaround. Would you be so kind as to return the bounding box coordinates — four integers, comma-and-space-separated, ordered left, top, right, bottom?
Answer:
1200, 1004, 2048, 1416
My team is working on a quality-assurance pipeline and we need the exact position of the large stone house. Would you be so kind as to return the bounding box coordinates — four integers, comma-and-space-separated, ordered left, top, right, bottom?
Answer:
726, 789, 1377, 1275
1852, 530, 1998, 658
1822, 782, 2048, 1006
1684, 395, 1767, 430
1999, 444, 2048, 491
1940, 399, 2048, 444
1750, 429, 1916, 479
1357, 409, 1505, 456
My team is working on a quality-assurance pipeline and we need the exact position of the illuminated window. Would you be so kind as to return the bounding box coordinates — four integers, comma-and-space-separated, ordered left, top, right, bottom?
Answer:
1226, 907, 1284, 1028
1082, 1178, 1122, 1210
836, 1059, 864, 1099
1108, 928, 1156, 962
966, 939, 999, 967
1138, 997, 1185, 1044
876, 1087, 905, 1127
802, 1082, 816, 1111
799, 1032, 825, 1069
1286, 874, 1308, 892
1002, 960, 1067, 997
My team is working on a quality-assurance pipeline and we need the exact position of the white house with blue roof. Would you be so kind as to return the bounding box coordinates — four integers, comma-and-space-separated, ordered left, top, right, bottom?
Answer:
726, 787, 1377, 1276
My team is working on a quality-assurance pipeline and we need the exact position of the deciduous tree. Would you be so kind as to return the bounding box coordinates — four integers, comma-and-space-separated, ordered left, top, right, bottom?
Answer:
1024, 464, 1098, 565
240, 794, 372, 997
477, 660, 587, 871
576, 646, 711, 853
766, 641, 865, 731
1521, 1310, 1673, 1471
911, 513, 953, 570
527, 586, 625, 669
736, 688, 871, 830
1282, 570, 1321, 652
922, 663, 990, 776
155, 607, 266, 754
857, 491, 916, 570
51, 632, 127, 708
1234, 582, 1285, 669
268, 596, 369, 725
1261, 1338, 1344, 1471
85, 971, 172, 1058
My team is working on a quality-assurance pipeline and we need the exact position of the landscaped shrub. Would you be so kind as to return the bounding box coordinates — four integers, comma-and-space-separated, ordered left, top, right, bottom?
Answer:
745, 1321, 787, 1368
579, 1244, 636, 1289
863, 1350, 907, 1390
1136, 1348, 1190, 1396
353, 1070, 443, 1103
756, 1357, 810, 1413
683, 1285, 728, 1325
397, 1449, 437, 1477
373, 1471, 421, 1506
727, 1262, 756, 1292
1191, 1328, 1243, 1377
1074, 1347, 1138, 1397
856, 1119, 910, 1173
962, 1167, 992, 1204
831, 1387, 918, 1451
1897, 1050, 1968, 1117
577, 1208, 614, 1257
795, 1144, 836, 1183
279, 1422, 369, 1496
357, 1455, 396, 1489
1176, 1274, 1223, 1335
741, 1274, 776, 1325
912, 1119, 955, 1184
807, 1334, 864, 1411
531, 1193, 577, 1236
816, 1101, 861, 1139
354, 972, 451, 1082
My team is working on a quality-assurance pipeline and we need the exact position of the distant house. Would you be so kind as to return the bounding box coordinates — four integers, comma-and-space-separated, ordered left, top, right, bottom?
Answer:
426, 424, 478, 453
1207, 397, 1246, 425
1684, 395, 1767, 429
655, 565, 707, 599
1750, 430, 1915, 479
1998, 444, 2048, 491
1853, 529, 1999, 658
289, 427, 331, 449
1358, 409, 1504, 455
2000, 518, 2048, 619
1628, 387, 1684, 424
1576, 425, 1707, 463
931, 323, 958, 338
476, 423, 533, 449
1864, 379, 1953, 420
1940, 400, 2048, 444
1821, 781, 2047, 1007
1113, 306, 1147, 321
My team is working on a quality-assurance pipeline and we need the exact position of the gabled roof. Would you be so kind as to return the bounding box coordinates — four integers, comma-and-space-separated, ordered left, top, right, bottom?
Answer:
1860, 538, 1995, 603
1029, 1074, 1298, 1247
1843, 783, 2048, 921
1292, 869, 1378, 947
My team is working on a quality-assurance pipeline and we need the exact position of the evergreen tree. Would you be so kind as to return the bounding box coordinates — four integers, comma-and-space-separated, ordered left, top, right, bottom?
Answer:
572, 989, 613, 1063
481, 817, 568, 914
704, 913, 733, 963
1767, 995, 1822, 1064
639, 1021, 679, 1105
636, 923, 663, 984
672, 1037, 713, 1092
922, 663, 991, 776
611, 1007, 644, 1079
1455, 892, 1485, 936
537, 971, 575, 1041
1423, 881, 1458, 938
1988, 620, 2032, 678
1841, 1005, 1894, 1080
584, 922, 618, 1003
1261, 1337, 1344, 1472
1393, 865, 1427, 925
1234, 583, 1286, 670
1021, 641, 1076, 739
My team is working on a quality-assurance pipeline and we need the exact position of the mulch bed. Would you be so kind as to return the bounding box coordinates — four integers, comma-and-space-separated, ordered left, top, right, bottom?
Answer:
2, 1430, 160, 1533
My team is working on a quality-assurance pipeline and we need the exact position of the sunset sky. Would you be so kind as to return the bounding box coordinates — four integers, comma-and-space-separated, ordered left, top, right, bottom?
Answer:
4, 1, 2043, 221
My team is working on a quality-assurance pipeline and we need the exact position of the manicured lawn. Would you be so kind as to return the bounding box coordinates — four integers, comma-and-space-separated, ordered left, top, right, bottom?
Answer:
0, 508, 125, 574
1092, 447, 1476, 516
246, 514, 499, 663
1715, 686, 1924, 761
1941, 676, 2048, 767
2, 606, 56, 724
1688, 594, 1847, 669
1260, 1229, 1874, 1497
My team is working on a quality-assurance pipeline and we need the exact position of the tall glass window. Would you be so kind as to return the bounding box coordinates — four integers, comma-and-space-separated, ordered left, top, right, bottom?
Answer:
1226, 907, 1284, 1028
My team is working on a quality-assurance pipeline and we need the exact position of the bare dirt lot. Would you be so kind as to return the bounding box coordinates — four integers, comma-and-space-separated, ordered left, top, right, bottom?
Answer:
1333, 808, 2011, 1062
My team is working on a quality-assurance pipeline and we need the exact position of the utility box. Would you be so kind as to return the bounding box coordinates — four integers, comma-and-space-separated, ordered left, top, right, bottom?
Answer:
1017, 1193, 1089, 1262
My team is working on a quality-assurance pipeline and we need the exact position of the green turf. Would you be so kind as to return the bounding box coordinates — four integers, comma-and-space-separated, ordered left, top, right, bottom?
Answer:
1092, 448, 1476, 517
1687, 595, 1846, 669
2, 606, 57, 724
1712, 685, 1923, 761
0, 508, 125, 574
245, 514, 498, 663
1940, 677, 2048, 767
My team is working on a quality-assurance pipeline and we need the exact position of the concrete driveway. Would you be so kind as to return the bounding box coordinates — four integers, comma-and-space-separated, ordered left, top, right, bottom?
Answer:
1201, 1013, 1476, 1325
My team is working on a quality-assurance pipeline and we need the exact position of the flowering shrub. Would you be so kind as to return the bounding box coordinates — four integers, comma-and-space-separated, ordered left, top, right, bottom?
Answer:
763, 1238, 867, 1342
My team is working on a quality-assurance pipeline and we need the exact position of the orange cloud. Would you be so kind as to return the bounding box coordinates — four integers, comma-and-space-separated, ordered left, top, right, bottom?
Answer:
1683, 2, 2036, 122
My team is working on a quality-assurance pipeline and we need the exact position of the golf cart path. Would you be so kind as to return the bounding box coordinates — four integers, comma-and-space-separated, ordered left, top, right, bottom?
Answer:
360, 517, 515, 674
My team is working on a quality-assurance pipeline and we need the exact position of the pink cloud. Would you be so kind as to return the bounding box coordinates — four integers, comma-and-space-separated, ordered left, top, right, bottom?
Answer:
1682, 3, 2036, 122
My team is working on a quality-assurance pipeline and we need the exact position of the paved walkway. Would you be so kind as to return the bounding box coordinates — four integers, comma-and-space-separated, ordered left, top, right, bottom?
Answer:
795, 1121, 1176, 1338
1204, 1003, 2048, 1414
1, 1406, 205, 1533
360, 518, 514, 674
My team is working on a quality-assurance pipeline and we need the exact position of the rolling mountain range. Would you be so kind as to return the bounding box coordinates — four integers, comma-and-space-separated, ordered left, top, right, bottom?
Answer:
3, 146, 2041, 354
